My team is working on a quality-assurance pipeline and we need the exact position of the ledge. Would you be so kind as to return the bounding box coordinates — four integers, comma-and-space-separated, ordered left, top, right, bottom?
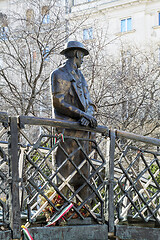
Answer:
0, 230, 11, 240
23, 224, 108, 240
153, 25, 160, 30
115, 225, 160, 240
116, 29, 136, 36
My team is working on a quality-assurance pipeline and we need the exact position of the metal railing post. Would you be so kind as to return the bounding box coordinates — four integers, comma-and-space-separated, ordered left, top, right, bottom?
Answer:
108, 130, 115, 238
8, 117, 21, 240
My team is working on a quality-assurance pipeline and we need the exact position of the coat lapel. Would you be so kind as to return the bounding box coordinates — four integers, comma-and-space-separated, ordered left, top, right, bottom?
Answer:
62, 63, 86, 111
71, 80, 86, 111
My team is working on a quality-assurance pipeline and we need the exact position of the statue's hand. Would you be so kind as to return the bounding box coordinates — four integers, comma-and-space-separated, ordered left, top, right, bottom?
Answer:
80, 117, 90, 127
80, 115, 97, 128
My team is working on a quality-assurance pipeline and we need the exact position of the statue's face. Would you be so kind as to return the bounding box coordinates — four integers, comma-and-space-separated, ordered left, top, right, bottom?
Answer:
76, 50, 84, 68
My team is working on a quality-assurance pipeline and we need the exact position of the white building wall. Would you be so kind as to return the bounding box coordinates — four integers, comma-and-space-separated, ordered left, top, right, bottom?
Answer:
67, 0, 160, 55
1, 0, 160, 51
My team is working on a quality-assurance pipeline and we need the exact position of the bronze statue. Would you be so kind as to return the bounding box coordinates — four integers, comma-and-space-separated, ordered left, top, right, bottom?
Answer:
51, 41, 97, 200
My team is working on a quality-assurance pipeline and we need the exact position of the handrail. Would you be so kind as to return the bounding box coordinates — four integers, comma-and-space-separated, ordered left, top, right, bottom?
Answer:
116, 129, 160, 146
19, 115, 160, 146
19, 115, 109, 135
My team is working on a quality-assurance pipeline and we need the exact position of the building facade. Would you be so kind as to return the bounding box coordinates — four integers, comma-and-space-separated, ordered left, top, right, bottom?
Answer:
64, 0, 160, 135
66, 0, 160, 55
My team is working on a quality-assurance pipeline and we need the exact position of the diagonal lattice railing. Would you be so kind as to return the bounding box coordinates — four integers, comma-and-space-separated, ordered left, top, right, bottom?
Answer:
18, 116, 109, 228
0, 114, 159, 240
0, 113, 9, 228
114, 136, 160, 227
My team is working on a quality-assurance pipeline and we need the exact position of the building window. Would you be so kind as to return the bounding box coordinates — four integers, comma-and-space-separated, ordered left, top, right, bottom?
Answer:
83, 27, 93, 40
0, 26, 8, 40
121, 18, 132, 32
26, 9, 34, 23
0, 13, 8, 40
158, 12, 160, 26
43, 46, 49, 61
42, 6, 50, 24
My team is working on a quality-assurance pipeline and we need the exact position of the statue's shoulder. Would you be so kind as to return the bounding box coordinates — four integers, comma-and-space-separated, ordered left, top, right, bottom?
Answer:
51, 66, 63, 77
51, 64, 66, 80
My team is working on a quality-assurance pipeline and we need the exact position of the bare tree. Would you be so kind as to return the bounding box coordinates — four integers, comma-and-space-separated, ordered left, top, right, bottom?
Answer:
83, 38, 160, 137
0, 0, 159, 138
0, 0, 85, 116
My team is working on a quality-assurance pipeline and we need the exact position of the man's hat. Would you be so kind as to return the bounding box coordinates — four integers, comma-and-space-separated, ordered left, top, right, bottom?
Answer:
60, 41, 89, 56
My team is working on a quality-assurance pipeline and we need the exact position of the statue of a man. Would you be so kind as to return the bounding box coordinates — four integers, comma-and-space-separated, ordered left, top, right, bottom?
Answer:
51, 41, 97, 200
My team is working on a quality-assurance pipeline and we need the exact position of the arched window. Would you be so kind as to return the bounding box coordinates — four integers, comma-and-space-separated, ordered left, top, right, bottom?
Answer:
41, 6, 50, 24
26, 9, 34, 23
0, 13, 8, 40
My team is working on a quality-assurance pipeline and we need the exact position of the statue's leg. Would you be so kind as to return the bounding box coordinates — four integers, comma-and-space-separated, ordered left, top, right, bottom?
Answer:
72, 138, 91, 202
55, 129, 92, 202
56, 142, 70, 197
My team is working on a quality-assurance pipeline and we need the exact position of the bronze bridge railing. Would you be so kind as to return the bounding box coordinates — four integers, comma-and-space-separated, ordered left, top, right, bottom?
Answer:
0, 112, 159, 239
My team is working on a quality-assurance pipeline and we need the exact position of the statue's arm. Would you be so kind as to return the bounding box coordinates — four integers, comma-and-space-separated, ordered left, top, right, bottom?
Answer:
51, 72, 84, 120
51, 71, 97, 128
52, 93, 84, 119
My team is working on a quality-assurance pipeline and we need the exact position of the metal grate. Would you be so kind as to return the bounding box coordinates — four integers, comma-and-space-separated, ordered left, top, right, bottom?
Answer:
0, 114, 159, 239
114, 140, 160, 225
19, 129, 106, 227
0, 113, 9, 227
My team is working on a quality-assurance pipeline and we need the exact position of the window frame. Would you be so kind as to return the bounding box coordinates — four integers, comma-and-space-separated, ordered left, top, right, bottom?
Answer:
41, 6, 50, 24
158, 12, 160, 26
121, 17, 132, 33
0, 26, 8, 40
83, 27, 93, 40
42, 13, 50, 24
26, 9, 34, 23
0, 13, 8, 40
43, 46, 50, 61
